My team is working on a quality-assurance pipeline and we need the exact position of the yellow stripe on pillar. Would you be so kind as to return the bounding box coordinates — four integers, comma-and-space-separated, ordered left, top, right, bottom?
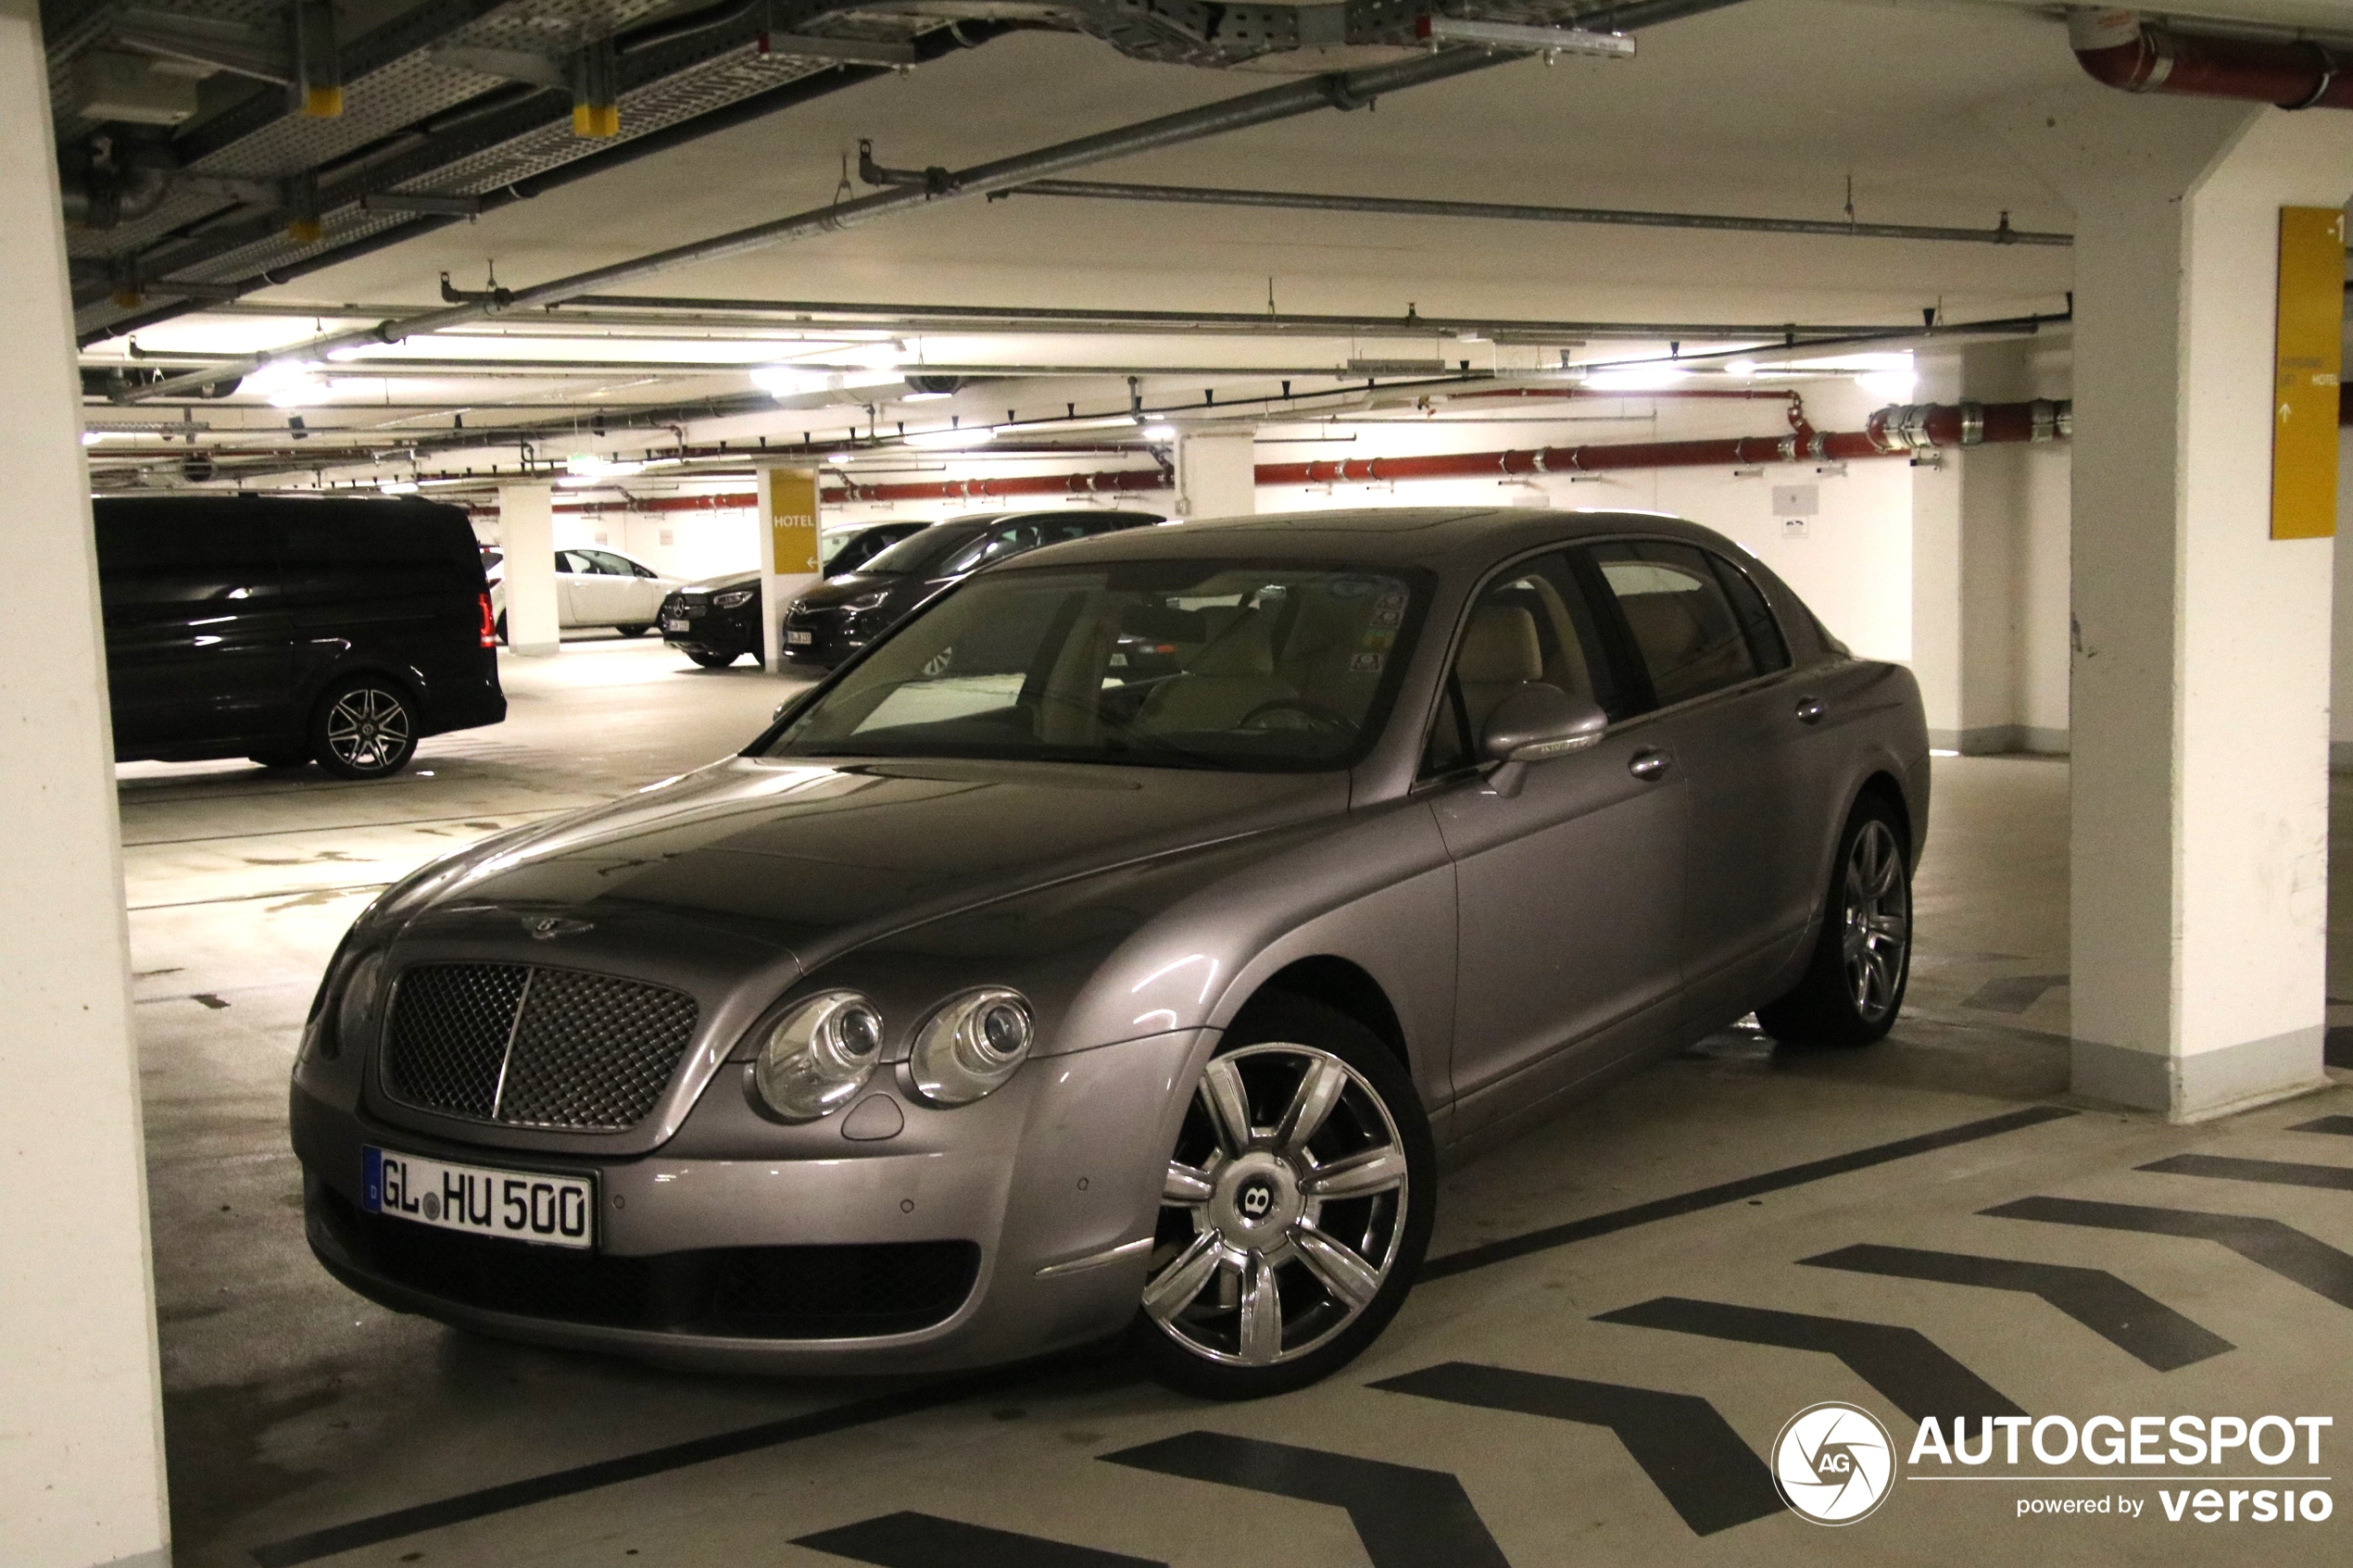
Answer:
2270, 205, 2345, 541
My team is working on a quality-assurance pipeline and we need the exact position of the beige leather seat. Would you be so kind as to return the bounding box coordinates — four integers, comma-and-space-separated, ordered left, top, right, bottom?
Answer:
1456, 604, 1546, 743
1617, 592, 1748, 703
1134, 611, 1292, 734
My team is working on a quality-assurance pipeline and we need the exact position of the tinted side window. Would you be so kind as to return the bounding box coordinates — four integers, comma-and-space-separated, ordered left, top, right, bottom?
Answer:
94, 504, 280, 610
1583, 540, 1761, 709
1422, 552, 1616, 776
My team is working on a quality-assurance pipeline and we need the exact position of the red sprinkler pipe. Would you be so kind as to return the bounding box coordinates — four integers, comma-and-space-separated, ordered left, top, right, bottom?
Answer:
538, 400, 2069, 510
2070, 8, 2353, 111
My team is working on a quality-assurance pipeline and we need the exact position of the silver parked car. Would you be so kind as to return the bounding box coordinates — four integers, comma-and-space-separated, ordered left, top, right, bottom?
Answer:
293, 508, 1927, 1399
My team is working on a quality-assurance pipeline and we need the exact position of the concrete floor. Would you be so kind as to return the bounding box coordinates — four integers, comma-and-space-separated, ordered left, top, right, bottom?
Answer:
126, 637, 2353, 1567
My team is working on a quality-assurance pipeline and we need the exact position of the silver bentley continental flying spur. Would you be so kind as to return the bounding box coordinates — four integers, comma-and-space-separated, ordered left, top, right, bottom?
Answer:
293, 508, 1927, 1399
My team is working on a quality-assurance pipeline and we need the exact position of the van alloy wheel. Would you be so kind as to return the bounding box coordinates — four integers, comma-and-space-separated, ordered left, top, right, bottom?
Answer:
312, 681, 418, 779
1144, 1040, 1411, 1371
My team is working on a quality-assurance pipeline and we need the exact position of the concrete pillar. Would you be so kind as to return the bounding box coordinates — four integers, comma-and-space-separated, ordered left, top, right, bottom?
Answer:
0, 3, 174, 1564
1909, 345, 2031, 753
498, 483, 559, 656
1176, 431, 1257, 520
1999, 90, 2353, 1119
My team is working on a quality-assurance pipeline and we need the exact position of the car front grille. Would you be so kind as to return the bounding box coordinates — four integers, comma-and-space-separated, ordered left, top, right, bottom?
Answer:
381, 962, 698, 1131
311, 1181, 981, 1338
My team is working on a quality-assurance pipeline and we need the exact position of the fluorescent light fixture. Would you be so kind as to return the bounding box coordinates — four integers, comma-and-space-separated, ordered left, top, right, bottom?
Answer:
751, 364, 832, 396
1581, 367, 1691, 393
900, 390, 952, 402
1141, 423, 1176, 442
243, 359, 323, 397
325, 346, 369, 362
1415, 16, 1635, 57
81, 431, 109, 445
1724, 358, 1760, 377
905, 426, 998, 450
564, 454, 646, 481
378, 480, 420, 495
825, 451, 853, 462
1855, 370, 1919, 400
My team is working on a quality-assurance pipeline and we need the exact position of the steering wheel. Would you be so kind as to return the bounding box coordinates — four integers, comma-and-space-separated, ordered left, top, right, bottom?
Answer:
1237, 696, 1356, 735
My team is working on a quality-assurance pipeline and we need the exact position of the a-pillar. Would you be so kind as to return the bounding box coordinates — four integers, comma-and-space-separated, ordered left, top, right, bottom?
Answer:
1176, 431, 1256, 520
0, 2, 174, 1564
1998, 89, 2353, 1119
498, 483, 559, 656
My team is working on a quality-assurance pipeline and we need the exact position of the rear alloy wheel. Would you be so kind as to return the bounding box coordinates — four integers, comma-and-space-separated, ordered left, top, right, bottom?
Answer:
309, 678, 418, 780
1757, 797, 1912, 1048
1132, 995, 1433, 1399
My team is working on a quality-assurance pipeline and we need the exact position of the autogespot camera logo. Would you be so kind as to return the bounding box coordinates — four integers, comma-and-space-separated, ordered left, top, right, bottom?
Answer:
1774, 1402, 1898, 1524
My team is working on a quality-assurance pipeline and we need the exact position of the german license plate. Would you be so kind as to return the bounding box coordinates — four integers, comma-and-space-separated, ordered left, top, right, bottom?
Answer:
662, 616, 688, 633
786, 630, 814, 646
363, 1147, 594, 1249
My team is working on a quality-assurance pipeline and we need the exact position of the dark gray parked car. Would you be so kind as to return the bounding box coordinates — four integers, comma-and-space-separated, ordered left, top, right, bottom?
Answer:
292, 508, 1926, 1398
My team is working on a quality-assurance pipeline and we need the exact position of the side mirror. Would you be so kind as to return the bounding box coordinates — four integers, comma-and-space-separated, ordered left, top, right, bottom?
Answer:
1478, 684, 1607, 797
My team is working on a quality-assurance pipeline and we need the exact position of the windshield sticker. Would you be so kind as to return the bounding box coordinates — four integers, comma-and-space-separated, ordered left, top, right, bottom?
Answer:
1350, 652, 1385, 673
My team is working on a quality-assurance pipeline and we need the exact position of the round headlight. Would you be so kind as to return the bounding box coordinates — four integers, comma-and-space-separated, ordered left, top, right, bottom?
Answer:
910, 988, 1034, 1106
755, 990, 883, 1121
328, 950, 386, 1061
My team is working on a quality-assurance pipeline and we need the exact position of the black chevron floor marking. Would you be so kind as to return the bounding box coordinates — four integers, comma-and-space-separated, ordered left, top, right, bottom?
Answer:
1101, 1432, 1510, 1568
2289, 1115, 2353, 1136
1985, 1197, 2353, 1310
793, 1512, 1164, 1568
2139, 1153, 2353, 1191
1371, 1361, 1783, 1537
1592, 1296, 2022, 1421
1797, 1243, 2232, 1371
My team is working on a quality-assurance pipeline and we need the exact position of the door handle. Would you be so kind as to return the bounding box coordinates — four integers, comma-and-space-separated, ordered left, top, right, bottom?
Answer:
1629, 748, 1671, 782
1794, 696, 1826, 725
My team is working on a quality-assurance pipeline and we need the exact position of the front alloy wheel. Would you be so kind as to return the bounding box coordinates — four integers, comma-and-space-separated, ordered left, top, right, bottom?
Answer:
1134, 997, 1432, 1399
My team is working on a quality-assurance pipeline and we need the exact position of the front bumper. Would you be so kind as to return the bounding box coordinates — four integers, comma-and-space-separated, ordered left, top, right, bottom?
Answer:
660, 598, 758, 658
292, 1028, 1206, 1374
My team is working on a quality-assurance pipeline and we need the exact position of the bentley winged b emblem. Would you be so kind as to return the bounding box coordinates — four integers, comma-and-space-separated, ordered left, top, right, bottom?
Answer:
522, 914, 594, 941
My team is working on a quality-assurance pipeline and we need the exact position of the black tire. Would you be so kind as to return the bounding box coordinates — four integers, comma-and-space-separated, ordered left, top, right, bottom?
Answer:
1757, 795, 1912, 1049
686, 647, 740, 669
1130, 993, 1434, 1400
308, 676, 420, 781
616, 623, 651, 638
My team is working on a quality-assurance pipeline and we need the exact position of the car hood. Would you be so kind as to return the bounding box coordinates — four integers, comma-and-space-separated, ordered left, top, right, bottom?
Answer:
790, 571, 926, 608
680, 569, 760, 595
378, 756, 1349, 972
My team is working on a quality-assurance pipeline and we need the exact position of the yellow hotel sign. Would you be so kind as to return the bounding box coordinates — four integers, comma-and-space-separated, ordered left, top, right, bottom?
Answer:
2271, 206, 2345, 541
765, 467, 821, 572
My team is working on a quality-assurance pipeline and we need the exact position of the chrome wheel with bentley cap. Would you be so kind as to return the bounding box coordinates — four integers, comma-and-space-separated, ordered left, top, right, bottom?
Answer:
1134, 994, 1433, 1399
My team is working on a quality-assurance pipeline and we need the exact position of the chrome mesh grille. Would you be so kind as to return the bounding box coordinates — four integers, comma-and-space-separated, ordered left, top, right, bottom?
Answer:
382, 963, 698, 1131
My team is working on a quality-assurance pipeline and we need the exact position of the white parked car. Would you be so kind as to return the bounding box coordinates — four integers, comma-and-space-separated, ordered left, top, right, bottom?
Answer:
484, 546, 682, 640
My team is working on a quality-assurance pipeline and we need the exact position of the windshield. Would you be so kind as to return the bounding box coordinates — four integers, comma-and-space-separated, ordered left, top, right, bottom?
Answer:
764, 561, 1425, 772
860, 522, 987, 577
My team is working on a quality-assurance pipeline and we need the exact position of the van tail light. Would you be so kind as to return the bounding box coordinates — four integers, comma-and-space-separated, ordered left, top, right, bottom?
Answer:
477, 592, 497, 648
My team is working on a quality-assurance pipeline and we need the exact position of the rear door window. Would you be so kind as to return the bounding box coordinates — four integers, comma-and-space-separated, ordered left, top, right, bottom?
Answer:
1580, 540, 1767, 710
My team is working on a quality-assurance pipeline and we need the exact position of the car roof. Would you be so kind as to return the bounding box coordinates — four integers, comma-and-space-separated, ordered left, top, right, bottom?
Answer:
993, 507, 1731, 575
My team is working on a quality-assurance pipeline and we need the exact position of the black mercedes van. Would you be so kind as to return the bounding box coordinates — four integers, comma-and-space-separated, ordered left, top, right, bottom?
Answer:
94, 495, 505, 779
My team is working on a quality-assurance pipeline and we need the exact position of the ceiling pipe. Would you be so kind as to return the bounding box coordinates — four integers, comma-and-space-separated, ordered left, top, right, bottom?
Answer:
119, 44, 1523, 403
998, 178, 2070, 247
2069, 8, 2353, 110
490, 398, 2068, 509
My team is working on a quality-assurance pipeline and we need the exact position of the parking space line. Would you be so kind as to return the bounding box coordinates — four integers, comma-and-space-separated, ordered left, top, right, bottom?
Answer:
2290, 1114, 2353, 1136
1797, 1243, 2233, 1371
1371, 1361, 1783, 1536
243, 1363, 1047, 1567
2139, 1152, 2353, 1191
1423, 1105, 2077, 1279
1984, 1197, 2353, 1311
794, 1511, 1166, 1567
1593, 1297, 2022, 1421
1101, 1432, 1512, 1568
